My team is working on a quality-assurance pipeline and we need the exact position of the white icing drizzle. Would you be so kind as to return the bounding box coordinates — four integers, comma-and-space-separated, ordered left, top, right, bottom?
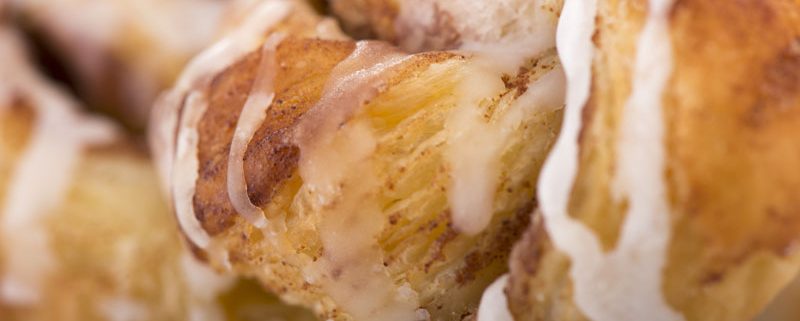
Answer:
477, 274, 514, 321
295, 41, 408, 201
157, 0, 293, 248
444, 2, 561, 235
296, 41, 421, 321
226, 34, 285, 228
537, 0, 684, 320
473, 68, 565, 319
171, 92, 214, 248
446, 63, 565, 235
0, 27, 117, 304
444, 60, 509, 235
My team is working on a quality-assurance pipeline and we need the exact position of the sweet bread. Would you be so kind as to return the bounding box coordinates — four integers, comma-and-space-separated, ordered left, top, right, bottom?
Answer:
329, 0, 563, 53
8, 0, 232, 129
0, 24, 314, 321
501, 0, 800, 320
150, 0, 565, 320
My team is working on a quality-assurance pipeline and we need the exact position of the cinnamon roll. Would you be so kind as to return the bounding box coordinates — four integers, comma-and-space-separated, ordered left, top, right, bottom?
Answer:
150, 0, 565, 319
498, 0, 800, 320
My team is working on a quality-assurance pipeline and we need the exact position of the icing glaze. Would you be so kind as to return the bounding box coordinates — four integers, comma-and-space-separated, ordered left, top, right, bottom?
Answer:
295, 41, 421, 321
472, 64, 565, 318
447, 63, 565, 235
477, 274, 514, 321
444, 0, 561, 235
159, 0, 293, 248
537, 0, 683, 320
226, 34, 285, 228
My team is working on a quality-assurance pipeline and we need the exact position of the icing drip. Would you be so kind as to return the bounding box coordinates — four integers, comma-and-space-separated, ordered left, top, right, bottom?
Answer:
537, 0, 683, 320
226, 34, 285, 228
471, 65, 565, 318
445, 1, 560, 235
477, 274, 514, 321
0, 27, 116, 304
445, 61, 508, 235
295, 41, 408, 200
158, 0, 293, 248
447, 63, 565, 235
296, 41, 420, 321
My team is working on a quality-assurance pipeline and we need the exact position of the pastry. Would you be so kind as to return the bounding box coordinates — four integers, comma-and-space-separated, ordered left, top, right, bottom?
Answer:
8, 0, 231, 130
150, 0, 566, 319
499, 0, 800, 320
329, 0, 563, 53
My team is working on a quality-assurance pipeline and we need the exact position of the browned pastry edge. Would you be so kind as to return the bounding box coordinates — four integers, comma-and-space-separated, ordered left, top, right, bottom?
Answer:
192, 37, 458, 237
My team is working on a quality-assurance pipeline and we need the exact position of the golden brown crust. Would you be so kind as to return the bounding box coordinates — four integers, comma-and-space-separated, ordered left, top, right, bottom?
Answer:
665, 0, 800, 262
194, 38, 357, 236
663, 0, 800, 319
191, 34, 463, 237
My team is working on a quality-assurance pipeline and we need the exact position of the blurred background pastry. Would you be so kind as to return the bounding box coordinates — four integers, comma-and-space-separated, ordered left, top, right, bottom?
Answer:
7, 0, 232, 130
0, 22, 315, 321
